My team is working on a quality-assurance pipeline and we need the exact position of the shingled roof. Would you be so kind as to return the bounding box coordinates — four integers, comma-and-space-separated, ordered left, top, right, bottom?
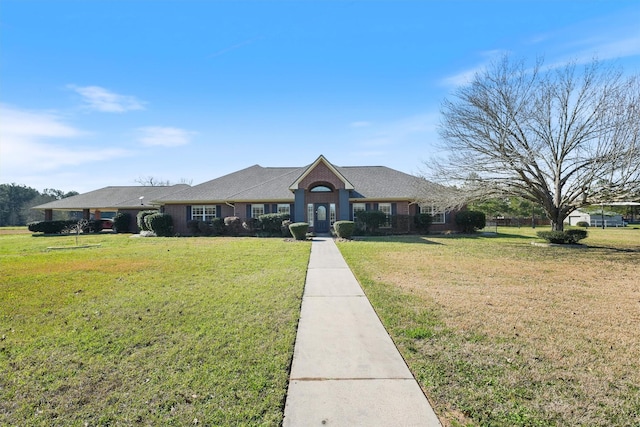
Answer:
32, 185, 190, 211
155, 161, 423, 203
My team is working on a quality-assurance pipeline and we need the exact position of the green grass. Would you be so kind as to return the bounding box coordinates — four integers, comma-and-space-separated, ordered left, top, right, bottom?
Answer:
0, 231, 310, 426
337, 227, 640, 427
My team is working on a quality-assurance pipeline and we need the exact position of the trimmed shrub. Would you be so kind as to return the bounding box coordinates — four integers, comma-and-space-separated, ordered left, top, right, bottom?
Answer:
224, 217, 243, 236
137, 210, 157, 232
576, 221, 589, 228
210, 217, 225, 236
28, 220, 77, 234
565, 229, 588, 243
145, 213, 173, 237
455, 210, 486, 233
414, 213, 433, 234
242, 218, 258, 234
334, 221, 355, 239
112, 212, 131, 233
537, 229, 588, 244
356, 210, 388, 234
83, 219, 103, 234
289, 222, 309, 240
281, 220, 293, 238
187, 220, 201, 235
258, 213, 290, 236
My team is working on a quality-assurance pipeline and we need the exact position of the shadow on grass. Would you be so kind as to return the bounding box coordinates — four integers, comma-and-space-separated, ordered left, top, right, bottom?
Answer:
586, 245, 640, 253
350, 232, 538, 243
349, 235, 443, 245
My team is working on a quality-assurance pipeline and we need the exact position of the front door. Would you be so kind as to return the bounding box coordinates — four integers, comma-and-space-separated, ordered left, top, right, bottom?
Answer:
314, 203, 329, 233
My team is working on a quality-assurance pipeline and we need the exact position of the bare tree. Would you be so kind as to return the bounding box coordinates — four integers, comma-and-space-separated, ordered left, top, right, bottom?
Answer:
135, 176, 172, 186
134, 177, 192, 186
431, 56, 640, 230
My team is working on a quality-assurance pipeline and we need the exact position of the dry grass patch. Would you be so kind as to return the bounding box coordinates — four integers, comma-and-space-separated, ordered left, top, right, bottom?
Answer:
338, 228, 640, 426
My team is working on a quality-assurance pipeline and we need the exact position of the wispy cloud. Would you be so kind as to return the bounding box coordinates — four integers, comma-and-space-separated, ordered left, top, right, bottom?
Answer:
441, 50, 508, 87
0, 104, 131, 177
137, 126, 196, 147
354, 112, 439, 151
68, 85, 145, 113
209, 36, 265, 59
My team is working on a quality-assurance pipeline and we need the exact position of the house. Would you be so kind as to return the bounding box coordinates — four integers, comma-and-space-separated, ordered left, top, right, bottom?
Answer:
156, 155, 457, 235
33, 185, 190, 232
33, 155, 459, 235
565, 209, 625, 227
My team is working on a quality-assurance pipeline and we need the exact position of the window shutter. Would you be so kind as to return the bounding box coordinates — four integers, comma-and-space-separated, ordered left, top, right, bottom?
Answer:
246, 204, 251, 218
373, 203, 379, 211
290, 204, 295, 221
272, 204, 277, 213
365, 203, 371, 211
186, 206, 192, 220
264, 204, 269, 214
391, 203, 397, 215
349, 203, 353, 220
216, 205, 222, 218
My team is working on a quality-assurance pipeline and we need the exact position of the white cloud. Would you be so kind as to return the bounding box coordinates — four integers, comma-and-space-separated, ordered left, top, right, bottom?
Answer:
355, 112, 439, 150
441, 50, 508, 87
137, 126, 196, 147
69, 85, 145, 113
0, 104, 131, 180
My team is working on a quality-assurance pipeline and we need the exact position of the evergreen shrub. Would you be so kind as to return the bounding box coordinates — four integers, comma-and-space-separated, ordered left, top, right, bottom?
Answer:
414, 213, 433, 234
137, 210, 157, 231
224, 217, 243, 236
258, 213, 290, 236
28, 220, 76, 234
112, 212, 131, 233
455, 210, 486, 233
334, 221, 355, 239
145, 213, 173, 237
289, 222, 309, 240
356, 210, 388, 234
537, 229, 588, 244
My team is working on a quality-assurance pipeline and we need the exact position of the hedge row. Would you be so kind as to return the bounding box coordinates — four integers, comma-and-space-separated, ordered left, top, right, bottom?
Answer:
27, 220, 103, 234
188, 213, 292, 237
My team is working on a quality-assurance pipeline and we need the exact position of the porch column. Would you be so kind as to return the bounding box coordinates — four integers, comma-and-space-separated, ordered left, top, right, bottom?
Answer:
44, 209, 53, 221
338, 189, 350, 220
94, 210, 102, 220
83, 209, 90, 220
294, 189, 305, 223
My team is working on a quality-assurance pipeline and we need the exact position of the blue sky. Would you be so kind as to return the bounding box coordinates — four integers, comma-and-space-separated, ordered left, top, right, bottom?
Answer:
2, 1, 639, 193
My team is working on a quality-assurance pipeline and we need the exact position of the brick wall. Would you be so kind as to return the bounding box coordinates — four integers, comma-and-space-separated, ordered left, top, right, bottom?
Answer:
299, 162, 346, 190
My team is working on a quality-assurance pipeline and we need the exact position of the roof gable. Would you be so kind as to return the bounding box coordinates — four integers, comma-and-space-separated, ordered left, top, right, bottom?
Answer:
289, 155, 354, 191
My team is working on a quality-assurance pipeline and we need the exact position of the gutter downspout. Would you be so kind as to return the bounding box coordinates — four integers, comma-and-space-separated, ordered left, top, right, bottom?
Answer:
225, 201, 236, 217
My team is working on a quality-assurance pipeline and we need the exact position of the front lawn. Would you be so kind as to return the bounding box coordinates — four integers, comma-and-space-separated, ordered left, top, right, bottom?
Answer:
337, 227, 640, 427
0, 231, 310, 426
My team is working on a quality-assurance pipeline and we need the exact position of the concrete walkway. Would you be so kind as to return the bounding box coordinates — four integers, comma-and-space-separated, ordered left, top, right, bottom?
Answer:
283, 237, 442, 426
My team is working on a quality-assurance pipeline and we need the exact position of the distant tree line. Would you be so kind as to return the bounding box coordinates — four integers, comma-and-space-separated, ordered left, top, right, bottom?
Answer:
0, 183, 78, 226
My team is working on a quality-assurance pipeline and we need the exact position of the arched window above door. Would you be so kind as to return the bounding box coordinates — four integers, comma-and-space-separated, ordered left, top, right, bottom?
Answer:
310, 185, 333, 192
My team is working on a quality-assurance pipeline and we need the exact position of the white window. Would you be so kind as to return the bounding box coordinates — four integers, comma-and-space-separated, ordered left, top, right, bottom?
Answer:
378, 203, 392, 227
329, 203, 336, 225
307, 204, 314, 226
421, 205, 446, 224
353, 203, 366, 221
192, 205, 216, 222
277, 204, 290, 216
251, 204, 265, 218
